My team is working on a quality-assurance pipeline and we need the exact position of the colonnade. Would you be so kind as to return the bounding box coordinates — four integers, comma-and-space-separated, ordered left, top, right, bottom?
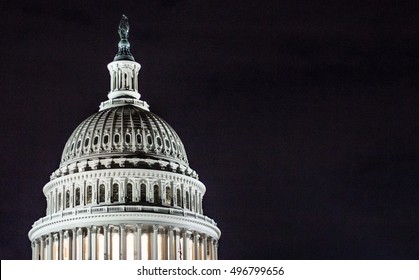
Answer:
31, 224, 218, 260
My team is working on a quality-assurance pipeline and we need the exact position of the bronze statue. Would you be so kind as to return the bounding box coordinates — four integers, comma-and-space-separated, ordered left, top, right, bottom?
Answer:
118, 15, 130, 40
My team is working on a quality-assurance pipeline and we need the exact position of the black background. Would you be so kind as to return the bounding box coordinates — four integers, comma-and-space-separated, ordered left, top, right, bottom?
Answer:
1, 0, 419, 259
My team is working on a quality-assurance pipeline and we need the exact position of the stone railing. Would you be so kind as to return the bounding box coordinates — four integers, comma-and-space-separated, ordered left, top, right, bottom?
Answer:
32, 205, 217, 228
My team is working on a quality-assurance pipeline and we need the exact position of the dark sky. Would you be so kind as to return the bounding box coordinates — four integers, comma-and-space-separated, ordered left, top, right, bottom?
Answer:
1, 0, 419, 260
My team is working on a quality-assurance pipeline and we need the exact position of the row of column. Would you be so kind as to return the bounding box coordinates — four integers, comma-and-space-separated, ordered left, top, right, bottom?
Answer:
109, 66, 138, 93
31, 224, 218, 260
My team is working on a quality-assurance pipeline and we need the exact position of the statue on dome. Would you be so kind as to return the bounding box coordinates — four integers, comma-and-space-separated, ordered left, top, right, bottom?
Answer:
118, 15, 130, 40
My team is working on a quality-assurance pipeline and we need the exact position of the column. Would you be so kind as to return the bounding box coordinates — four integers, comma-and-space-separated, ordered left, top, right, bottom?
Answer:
71, 228, 76, 260
34, 239, 40, 260
40, 236, 45, 260
77, 228, 83, 260
175, 229, 181, 260
91, 226, 97, 260
47, 233, 52, 260
194, 233, 200, 260
59, 231, 64, 260
103, 225, 109, 260
31, 241, 36, 260
203, 235, 208, 260
136, 224, 142, 260
168, 226, 174, 260
120, 224, 126, 260
214, 240, 218, 260
86, 227, 92, 260
182, 230, 188, 260
110, 71, 115, 91
151, 225, 158, 260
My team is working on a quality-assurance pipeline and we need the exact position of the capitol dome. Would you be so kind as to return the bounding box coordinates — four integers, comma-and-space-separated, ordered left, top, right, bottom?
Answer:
28, 15, 220, 260
57, 105, 197, 180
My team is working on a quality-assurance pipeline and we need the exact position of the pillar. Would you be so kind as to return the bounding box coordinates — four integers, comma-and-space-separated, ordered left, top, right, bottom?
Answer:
71, 228, 76, 260
120, 224, 126, 260
136, 224, 142, 260
194, 233, 200, 260
86, 227, 92, 260
151, 225, 158, 260
182, 230, 188, 260
91, 226, 97, 260
103, 225, 109, 260
203, 235, 208, 260
59, 231, 64, 260
40, 236, 45, 260
168, 226, 175, 260
214, 240, 218, 260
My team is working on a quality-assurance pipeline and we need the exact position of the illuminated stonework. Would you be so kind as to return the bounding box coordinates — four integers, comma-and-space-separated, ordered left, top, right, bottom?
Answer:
28, 15, 221, 260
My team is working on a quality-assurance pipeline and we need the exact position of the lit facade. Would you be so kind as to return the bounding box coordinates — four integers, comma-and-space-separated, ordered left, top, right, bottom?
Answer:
28, 15, 221, 260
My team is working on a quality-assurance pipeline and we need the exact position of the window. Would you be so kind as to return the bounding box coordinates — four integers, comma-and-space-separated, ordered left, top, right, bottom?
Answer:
86, 186, 92, 204
147, 135, 153, 145
136, 134, 142, 144
114, 134, 120, 144
93, 136, 99, 145
140, 184, 147, 201
176, 189, 181, 206
126, 183, 133, 203
58, 193, 62, 210
104, 135, 109, 144
99, 184, 105, 203
84, 138, 89, 147
166, 186, 172, 206
75, 188, 80, 206
65, 190, 70, 209
156, 137, 162, 146
154, 185, 161, 204
185, 191, 190, 209
125, 134, 131, 144
77, 140, 81, 149
112, 183, 119, 203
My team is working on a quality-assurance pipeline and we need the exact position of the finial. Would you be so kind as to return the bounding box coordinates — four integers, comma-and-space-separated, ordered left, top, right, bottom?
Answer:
114, 15, 135, 61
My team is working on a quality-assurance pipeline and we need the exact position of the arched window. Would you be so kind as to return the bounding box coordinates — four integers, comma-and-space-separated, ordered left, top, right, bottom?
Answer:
125, 134, 131, 144
136, 134, 142, 144
104, 135, 109, 144
114, 134, 120, 144
147, 135, 153, 145
126, 183, 133, 203
75, 188, 80, 206
185, 191, 190, 209
84, 138, 89, 147
166, 186, 172, 206
58, 193, 62, 211
86, 185, 92, 204
176, 189, 181, 206
93, 136, 99, 145
65, 190, 70, 209
112, 183, 119, 203
99, 184, 105, 203
140, 183, 147, 202
156, 137, 162, 146
153, 185, 161, 204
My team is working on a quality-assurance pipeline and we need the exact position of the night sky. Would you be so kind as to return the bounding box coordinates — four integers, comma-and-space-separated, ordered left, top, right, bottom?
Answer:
1, 0, 419, 260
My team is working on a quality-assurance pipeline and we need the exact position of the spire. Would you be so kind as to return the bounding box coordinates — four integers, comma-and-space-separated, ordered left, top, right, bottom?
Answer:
99, 15, 149, 112
114, 15, 135, 61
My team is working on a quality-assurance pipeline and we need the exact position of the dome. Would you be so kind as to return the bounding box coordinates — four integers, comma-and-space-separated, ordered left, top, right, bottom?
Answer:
55, 105, 197, 179
29, 16, 220, 261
